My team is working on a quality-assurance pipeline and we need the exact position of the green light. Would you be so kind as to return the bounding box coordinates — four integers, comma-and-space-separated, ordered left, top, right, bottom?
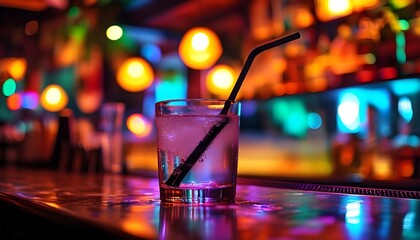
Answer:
271, 99, 288, 123
70, 23, 88, 41
396, 32, 406, 64
68, 6, 80, 18
396, 31, 405, 45
271, 98, 307, 138
2, 78, 16, 96
399, 19, 410, 31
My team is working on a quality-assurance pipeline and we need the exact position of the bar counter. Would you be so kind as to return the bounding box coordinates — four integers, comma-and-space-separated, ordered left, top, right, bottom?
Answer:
1, 167, 420, 239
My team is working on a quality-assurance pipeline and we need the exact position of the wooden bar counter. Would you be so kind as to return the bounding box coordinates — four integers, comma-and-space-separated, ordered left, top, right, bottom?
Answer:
1, 167, 420, 239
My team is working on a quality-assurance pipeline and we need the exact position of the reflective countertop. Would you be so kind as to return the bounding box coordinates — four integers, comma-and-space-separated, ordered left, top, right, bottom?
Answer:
0, 168, 419, 239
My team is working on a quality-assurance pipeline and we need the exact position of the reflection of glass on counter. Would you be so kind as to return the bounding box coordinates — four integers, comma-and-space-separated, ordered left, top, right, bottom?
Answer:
159, 204, 238, 239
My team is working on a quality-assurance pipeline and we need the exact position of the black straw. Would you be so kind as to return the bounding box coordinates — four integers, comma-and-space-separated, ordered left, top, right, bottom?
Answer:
165, 32, 301, 187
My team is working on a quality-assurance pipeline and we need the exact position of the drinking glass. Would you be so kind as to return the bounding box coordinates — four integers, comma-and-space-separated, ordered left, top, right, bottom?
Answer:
155, 99, 240, 203
99, 102, 125, 174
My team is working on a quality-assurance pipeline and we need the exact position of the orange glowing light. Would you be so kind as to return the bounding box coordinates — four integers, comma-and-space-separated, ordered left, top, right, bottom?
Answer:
25, 20, 39, 36
116, 57, 154, 92
273, 83, 285, 96
249, 0, 273, 41
293, 7, 314, 29
55, 39, 80, 67
6, 93, 21, 110
126, 114, 152, 137
285, 82, 299, 94
205, 64, 236, 98
40, 85, 68, 112
8, 58, 27, 80
284, 42, 305, 58
178, 27, 222, 70
316, 0, 353, 22
76, 90, 102, 114
353, 0, 380, 12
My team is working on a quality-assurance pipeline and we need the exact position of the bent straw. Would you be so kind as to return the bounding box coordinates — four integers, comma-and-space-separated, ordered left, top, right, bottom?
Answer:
165, 32, 301, 187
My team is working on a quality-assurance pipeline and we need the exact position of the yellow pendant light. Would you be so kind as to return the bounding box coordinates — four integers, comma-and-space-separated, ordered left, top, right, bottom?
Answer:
116, 57, 154, 92
178, 27, 222, 70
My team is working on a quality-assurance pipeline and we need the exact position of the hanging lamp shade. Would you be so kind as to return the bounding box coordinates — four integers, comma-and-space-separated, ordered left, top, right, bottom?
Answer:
205, 64, 236, 98
178, 27, 222, 70
40, 84, 69, 112
116, 57, 154, 92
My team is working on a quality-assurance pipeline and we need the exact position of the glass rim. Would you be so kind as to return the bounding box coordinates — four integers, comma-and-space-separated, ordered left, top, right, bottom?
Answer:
155, 98, 239, 106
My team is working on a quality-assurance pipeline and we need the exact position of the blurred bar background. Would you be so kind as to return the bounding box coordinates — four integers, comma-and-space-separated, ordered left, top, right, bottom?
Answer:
1, 0, 420, 183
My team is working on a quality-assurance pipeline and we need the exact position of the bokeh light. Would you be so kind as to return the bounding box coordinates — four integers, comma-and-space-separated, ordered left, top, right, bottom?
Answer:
338, 92, 360, 132
6, 93, 21, 111
126, 113, 152, 137
205, 64, 236, 98
178, 27, 222, 70
76, 90, 102, 114
398, 97, 413, 123
353, 0, 380, 11
293, 7, 314, 28
307, 112, 323, 129
155, 70, 187, 103
40, 85, 69, 112
25, 20, 39, 36
316, 0, 353, 22
399, 20, 410, 31
271, 98, 308, 138
116, 57, 154, 92
389, 0, 414, 9
328, 0, 352, 16
106, 25, 123, 41
9, 58, 27, 80
21, 92, 39, 109
2, 78, 16, 96
141, 43, 162, 64
68, 6, 80, 18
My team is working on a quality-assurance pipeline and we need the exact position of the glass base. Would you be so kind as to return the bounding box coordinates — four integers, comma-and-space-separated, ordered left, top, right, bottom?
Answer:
160, 185, 236, 204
